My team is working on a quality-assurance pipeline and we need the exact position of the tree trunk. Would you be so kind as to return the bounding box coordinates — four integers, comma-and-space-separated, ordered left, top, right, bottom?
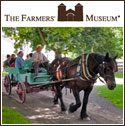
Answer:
91, 46, 94, 52
55, 51, 62, 59
37, 28, 47, 45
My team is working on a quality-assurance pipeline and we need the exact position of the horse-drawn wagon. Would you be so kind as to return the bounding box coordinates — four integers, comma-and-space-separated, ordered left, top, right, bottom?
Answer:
3, 59, 74, 103
3, 53, 118, 119
4, 59, 55, 103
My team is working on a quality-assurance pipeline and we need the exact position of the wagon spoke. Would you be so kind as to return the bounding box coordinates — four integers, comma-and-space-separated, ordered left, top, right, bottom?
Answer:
16, 82, 26, 103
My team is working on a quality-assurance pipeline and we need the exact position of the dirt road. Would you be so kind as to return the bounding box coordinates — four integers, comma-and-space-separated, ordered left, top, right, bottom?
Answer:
2, 84, 123, 124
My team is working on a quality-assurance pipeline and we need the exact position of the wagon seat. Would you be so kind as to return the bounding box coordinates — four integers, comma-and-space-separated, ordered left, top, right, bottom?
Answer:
21, 59, 47, 73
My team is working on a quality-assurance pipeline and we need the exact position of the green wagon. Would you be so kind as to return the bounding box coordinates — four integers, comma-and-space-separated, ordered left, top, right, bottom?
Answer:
3, 59, 54, 103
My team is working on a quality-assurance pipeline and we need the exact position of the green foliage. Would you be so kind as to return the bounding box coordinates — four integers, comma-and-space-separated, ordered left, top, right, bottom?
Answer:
115, 73, 123, 78
2, 27, 123, 58
66, 27, 123, 58
96, 85, 123, 108
2, 107, 31, 124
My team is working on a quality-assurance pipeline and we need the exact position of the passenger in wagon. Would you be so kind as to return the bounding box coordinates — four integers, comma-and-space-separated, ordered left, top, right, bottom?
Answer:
29, 53, 33, 59
27, 53, 32, 63
3, 54, 11, 68
32, 45, 49, 76
25, 54, 30, 60
15, 51, 24, 69
10, 54, 16, 67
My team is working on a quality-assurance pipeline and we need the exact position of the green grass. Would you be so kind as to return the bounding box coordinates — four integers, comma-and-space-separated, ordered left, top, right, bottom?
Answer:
96, 85, 123, 109
2, 72, 8, 76
115, 73, 123, 78
2, 107, 31, 124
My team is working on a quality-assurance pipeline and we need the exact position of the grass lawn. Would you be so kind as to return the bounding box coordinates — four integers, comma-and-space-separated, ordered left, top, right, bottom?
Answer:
2, 72, 8, 76
115, 73, 123, 78
96, 84, 123, 109
2, 107, 31, 124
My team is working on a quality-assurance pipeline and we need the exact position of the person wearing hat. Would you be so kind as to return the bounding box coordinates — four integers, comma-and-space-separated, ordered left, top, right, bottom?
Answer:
32, 45, 49, 76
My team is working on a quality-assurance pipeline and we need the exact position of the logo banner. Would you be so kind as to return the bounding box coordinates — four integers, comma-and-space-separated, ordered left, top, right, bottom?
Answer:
1, 1, 124, 27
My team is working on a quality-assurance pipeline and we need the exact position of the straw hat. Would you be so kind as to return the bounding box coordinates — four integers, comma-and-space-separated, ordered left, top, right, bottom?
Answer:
35, 44, 43, 50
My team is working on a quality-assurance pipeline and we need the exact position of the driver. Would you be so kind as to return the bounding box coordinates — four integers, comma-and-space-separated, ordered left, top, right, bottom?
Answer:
32, 45, 49, 76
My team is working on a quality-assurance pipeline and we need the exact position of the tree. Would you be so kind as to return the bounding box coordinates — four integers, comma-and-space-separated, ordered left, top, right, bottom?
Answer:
65, 27, 123, 58
2, 27, 123, 59
2, 27, 82, 58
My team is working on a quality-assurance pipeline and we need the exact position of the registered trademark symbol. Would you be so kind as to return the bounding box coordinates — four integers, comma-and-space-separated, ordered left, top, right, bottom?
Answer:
118, 15, 120, 18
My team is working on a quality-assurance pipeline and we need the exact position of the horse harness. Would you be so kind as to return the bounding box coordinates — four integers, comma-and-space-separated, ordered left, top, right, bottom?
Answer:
70, 53, 98, 82
55, 53, 114, 84
56, 53, 98, 82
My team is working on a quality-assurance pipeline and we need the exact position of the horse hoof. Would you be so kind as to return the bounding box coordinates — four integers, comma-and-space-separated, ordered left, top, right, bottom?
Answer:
83, 117, 91, 121
65, 110, 69, 114
69, 103, 74, 113
70, 103, 74, 107
61, 107, 67, 112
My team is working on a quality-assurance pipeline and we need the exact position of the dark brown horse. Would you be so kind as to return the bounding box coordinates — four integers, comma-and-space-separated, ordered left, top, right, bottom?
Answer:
49, 52, 118, 119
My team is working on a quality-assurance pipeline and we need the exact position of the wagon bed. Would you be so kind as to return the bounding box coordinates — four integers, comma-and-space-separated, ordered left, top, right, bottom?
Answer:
5, 67, 51, 85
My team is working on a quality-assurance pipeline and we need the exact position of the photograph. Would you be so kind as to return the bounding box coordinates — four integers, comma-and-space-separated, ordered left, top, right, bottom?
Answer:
1, 27, 123, 124
1, 1, 124, 125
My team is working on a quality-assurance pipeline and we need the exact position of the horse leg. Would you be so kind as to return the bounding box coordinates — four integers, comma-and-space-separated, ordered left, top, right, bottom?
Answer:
53, 85, 59, 104
80, 87, 93, 119
69, 89, 81, 113
53, 85, 64, 105
56, 84, 66, 111
53, 94, 58, 104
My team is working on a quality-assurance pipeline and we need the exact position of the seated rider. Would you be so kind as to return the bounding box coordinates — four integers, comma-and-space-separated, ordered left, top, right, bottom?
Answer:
15, 51, 24, 69
3, 54, 11, 68
10, 54, 16, 67
32, 45, 49, 76
29, 53, 33, 59
25, 54, 30, 60
28, 53, 33, 62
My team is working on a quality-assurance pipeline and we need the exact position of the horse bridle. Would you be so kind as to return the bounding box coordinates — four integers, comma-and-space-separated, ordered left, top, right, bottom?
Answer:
98, 61, 115, 79
88, 54, 115, 84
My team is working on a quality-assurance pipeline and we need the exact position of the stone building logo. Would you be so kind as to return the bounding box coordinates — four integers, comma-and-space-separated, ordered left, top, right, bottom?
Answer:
58, 3, 83, 21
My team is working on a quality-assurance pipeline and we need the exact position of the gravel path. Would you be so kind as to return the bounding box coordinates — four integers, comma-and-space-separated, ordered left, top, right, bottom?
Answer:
2, 83, 123, 124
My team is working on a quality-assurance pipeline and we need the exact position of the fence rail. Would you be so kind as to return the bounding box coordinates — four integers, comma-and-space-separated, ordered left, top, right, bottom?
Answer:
117, 62, 123, 73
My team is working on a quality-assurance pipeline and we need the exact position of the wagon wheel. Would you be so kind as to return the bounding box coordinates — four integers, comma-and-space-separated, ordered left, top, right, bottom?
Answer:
16, 82, 26, 103
4, 75, 11, 95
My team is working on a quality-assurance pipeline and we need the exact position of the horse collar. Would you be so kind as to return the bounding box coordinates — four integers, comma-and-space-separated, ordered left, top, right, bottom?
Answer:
79, 53, 97, 81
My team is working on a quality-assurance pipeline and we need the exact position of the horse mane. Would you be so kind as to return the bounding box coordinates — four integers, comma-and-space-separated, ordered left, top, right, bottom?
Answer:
50, 52, 118, 74
90, 53, 118, 72
89, 53, 105, 64
51, 57, 72, 66
90, 53, 117, 64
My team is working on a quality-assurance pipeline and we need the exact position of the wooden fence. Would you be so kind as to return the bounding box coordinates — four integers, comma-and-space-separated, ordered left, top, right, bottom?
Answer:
117, 62, 123, 73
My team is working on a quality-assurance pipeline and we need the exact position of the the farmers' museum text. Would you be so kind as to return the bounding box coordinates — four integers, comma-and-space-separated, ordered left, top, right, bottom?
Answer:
4, 14, 120, 22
